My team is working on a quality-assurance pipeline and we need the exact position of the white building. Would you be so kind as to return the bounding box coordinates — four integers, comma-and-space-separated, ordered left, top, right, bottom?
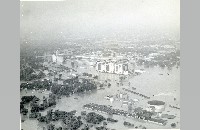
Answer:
114, 62, 128, 75
52, 50, 64, 64
52, 54, 57, 63
56, 56, 64, 64
96, 59, 131, 75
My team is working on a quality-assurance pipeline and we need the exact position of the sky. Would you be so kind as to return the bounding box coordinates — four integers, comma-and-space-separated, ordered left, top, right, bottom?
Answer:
20, 0, 180, 44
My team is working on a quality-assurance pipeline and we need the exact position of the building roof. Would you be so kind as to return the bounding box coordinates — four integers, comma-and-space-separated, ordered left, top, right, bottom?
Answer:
147, 100, 165, 106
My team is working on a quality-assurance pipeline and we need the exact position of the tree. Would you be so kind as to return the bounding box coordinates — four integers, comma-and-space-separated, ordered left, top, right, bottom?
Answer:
37, 71, 46, 79
93, 75, 98, 79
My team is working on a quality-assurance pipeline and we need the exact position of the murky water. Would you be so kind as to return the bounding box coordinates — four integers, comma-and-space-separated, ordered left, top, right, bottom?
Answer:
21, 66, 180, 130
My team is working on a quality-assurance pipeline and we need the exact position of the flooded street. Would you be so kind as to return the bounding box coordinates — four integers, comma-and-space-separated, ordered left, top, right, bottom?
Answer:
21, 66, 180, 130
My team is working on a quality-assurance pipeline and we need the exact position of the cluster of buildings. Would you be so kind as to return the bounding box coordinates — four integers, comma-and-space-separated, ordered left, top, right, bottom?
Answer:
95, 59, 130, 75
41, 49, 136, 76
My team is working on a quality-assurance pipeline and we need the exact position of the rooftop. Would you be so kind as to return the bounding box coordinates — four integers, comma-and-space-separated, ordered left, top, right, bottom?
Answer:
147, 100, 165, 106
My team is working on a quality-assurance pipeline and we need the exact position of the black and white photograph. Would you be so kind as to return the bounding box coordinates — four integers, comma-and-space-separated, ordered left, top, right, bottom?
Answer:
20, 0, 180, 130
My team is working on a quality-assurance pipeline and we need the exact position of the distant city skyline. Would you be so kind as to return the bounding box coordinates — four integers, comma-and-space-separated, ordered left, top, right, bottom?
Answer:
20, 0, 180, 45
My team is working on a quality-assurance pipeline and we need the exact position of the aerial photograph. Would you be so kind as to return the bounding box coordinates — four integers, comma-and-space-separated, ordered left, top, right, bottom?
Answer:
20, 0, 180, 130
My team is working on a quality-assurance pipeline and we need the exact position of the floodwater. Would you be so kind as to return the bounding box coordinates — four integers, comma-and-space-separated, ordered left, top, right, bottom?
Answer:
21, 66, 180, 130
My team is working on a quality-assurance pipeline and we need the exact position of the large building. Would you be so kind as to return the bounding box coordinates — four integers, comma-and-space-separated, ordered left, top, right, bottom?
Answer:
95, 59, 131, 75
146, 100, 166, 114
52, 50, 64, 64
52, 54, 64, 64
